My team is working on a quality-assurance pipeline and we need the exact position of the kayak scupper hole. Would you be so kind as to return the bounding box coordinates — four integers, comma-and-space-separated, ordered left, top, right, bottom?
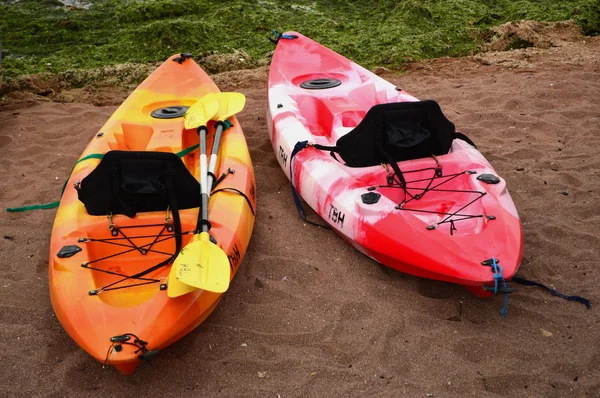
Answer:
108, 265, 122, 274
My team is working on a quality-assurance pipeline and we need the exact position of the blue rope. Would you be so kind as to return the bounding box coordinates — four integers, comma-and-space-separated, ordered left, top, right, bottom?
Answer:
5, 122, 235, 214
489, 258, 510, 318
271, 30, 298, 41
288, 141, 329, 228
290, 141, 308, 220
484, 258, 591, 317
513, 276, 591, 309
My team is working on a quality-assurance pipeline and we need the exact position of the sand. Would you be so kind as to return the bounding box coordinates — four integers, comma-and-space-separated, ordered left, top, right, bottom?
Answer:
1, 35, 599, 397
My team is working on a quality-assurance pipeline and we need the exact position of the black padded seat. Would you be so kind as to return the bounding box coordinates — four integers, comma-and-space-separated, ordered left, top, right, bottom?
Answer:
77, 150, 200, 217
333, 100, 456, 167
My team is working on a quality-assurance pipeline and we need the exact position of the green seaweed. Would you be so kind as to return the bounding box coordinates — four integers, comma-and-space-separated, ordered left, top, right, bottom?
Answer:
1, 0, 598, 81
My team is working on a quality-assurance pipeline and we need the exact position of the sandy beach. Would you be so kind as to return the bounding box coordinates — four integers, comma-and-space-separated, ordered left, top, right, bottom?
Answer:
1, 34, 599, 397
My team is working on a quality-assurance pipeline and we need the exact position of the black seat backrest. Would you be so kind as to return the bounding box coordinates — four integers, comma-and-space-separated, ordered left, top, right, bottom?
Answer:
77, 150, 200, 217
334, 100, 456, 167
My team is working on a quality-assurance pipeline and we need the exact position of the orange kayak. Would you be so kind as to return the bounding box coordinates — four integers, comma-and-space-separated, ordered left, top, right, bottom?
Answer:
48, 54, 256, 374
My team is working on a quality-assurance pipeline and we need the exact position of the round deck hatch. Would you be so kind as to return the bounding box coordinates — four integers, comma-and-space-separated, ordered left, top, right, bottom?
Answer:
300, 78, 342, 90
150, 106, 189, 119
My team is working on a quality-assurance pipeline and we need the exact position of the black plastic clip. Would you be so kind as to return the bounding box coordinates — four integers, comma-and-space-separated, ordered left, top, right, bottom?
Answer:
269, 31, 299, 45
57, 245, 82, 258
477, 174, 501, 184
483, 285, 514, 293
361, 192, 381, 205
173, 53, 193, 64
110, 335, 131, 343
481, 258, 498, 266
386, 174, 394, 185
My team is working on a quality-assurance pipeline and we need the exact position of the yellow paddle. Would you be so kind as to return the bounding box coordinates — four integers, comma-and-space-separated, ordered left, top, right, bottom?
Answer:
167, 93, 218, 297
183, 93, 219, 130
168, 92, 246, 297
206, 92, 246, 189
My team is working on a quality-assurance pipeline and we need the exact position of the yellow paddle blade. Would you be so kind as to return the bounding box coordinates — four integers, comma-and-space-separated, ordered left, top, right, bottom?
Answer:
170, 232, 231, 293
213, 92, 246, 120
168, 234, 208, 298
167, 264, 198, 298
184, 92, 219, 130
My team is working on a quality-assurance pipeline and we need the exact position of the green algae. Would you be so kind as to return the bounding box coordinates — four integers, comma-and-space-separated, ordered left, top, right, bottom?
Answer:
1, 0, 598, 82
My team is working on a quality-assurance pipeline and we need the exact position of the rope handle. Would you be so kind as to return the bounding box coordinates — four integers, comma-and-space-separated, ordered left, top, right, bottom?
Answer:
269, 30, 299, 44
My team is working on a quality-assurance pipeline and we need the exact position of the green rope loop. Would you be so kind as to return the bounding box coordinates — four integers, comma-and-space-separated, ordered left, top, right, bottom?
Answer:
5, 120, 233, 213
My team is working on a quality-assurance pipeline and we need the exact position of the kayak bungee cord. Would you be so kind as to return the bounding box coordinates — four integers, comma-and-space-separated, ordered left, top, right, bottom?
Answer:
78, 169, 253, 295
85, 223, 175, 257
376, 166, 489, 235
80, 221, 184, 295
291, 140, 488, 235
104, 333, 157, 364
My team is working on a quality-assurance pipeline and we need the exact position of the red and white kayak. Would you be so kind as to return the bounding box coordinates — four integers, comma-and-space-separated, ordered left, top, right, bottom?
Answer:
266, 32, 523, 297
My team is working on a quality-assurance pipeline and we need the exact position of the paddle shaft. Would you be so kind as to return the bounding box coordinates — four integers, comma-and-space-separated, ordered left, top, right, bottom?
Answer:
207, 121, 225, 190
199, 126, 210, 233
198, 121, 226, 233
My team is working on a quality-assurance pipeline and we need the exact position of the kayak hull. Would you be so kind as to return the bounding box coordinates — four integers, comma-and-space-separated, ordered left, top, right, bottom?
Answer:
267, 32, 523, 296
49, 55, 256, 374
